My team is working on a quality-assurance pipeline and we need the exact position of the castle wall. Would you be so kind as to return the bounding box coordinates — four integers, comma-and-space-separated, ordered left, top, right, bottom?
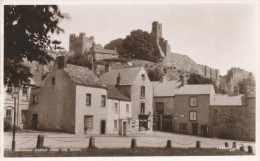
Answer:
69, 33, 94, 55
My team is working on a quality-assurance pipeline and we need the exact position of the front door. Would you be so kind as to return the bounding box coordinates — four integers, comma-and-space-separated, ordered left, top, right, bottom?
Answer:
212, 125, 218, 137
123, 122, 127, 136
32, 114, 38, 130
101, 120, 106, 134
201, 125, 209, 137
192, 123, 198, 135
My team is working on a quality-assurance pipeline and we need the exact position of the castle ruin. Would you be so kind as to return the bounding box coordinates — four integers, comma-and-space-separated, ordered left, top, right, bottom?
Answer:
151, 21, 171, 58
69, 32, 95, 55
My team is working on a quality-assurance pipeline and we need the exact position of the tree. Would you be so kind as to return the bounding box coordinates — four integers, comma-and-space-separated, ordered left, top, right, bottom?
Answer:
187, 73, 219, 93
123, 30, 161, 62
4, 5, 66, 86
147, 67, 164, 81
104, 38, 127, 57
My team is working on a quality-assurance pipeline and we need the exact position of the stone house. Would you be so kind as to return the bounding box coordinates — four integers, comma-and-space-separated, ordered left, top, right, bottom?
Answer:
28, 56, 107, 134
90, 44, 118, 61
152, 80, 180, 132
100, 66, 153, 133
174, 85, 215, 137
210, 94, 255, 140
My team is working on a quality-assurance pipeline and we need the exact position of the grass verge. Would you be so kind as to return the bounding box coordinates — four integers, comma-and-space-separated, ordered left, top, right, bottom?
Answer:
5, 147, 252, 157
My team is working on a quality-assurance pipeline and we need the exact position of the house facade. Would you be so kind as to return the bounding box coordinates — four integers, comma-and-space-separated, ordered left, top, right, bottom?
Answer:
152, 80, 180, 132
106, 85, 132, 136
174, 85, 215, 137
100, 66, 153, 134
4, 59, 53, 130
28, 56, 107, 134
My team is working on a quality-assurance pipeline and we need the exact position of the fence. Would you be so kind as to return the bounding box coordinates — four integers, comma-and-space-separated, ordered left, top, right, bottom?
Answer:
4, 135, 255, 154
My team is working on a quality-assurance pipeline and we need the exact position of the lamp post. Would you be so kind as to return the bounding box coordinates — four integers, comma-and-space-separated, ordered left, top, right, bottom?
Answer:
12, 86, 20, 151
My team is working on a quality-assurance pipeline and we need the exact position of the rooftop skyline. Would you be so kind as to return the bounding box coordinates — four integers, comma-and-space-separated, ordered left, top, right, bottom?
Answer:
52, 2, 259, 75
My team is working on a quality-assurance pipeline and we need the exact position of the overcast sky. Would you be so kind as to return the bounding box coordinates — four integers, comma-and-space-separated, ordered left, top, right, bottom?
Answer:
53, 2, 258, 75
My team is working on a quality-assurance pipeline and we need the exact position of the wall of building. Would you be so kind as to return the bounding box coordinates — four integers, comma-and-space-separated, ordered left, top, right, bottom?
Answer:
130, 68, 153, 133
174, 95, 211, 136
28, 68, 76, 133
94, 53, 118, 61
75, 85, 107, 134
106, 99, 132, 135
153, 96, 175, 131
210, 104, 255, 141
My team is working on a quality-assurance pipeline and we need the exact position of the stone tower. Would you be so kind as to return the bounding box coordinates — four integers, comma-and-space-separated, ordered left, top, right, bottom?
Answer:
69, 32, 95, 55
151, 21, 162, 41
150, 21, 170, 57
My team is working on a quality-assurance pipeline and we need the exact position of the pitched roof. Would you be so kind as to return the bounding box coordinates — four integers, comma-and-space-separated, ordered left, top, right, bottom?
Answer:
107, 85, 131, 101
211, 94, 246, 106
153, 80, 181, 97
100, 66, 143, 85
64, 64, 106, 88
94, 46, 118, 55
176, 84, 215, 95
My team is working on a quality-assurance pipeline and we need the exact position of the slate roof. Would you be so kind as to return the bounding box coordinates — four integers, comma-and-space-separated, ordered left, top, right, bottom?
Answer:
153, 80, 181, 97
107, 85, 131, 101
176, 84, 215, 95
211, 94, 246, 106
64, 64, 106, 88
100, 66, 143, 85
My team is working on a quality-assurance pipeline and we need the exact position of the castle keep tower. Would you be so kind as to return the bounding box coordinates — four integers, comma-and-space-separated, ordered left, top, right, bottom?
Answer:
150, 21, 171, 57
69, 32, 95, 55
151, 21, 162, 40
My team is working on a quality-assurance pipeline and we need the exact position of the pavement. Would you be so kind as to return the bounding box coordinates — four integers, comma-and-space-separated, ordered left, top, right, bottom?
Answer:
4, 131, 255, 153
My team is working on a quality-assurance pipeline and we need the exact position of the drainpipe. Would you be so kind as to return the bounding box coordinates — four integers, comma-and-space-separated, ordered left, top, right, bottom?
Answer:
119, 100, 121, 135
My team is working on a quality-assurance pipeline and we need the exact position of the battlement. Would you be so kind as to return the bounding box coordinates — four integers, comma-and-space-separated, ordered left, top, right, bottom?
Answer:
69, 33, 95, 54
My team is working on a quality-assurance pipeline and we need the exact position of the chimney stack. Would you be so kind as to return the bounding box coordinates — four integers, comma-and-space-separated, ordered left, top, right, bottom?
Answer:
116, 73, 121, 86
56, 55, 67, 69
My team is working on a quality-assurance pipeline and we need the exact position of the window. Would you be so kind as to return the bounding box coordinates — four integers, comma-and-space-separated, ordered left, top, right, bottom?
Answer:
189, 111, 197, 121
114, 103, 119, 114
140, 86, 145, 98
140, 103, 145, 114
21, 110, 28, 124
32, 95, 38, 104
6, 109, 12, 122
126, 104, 129, 114
52, 77, 55, 85
22, 88, 28, 100
156, 102, 164, 114
141, 74, 145, 81
227, 123, 236, 133
84, 116, 93, 131
189, 97, 197, 107
114, 119, 118, 130
213, 109, 217, 118
230, 109, 234, 116
180, 123, 187, 132
35, 65, 39, 71
6, 87, 13, 99
86, 94, 91, 106
101, 95, 106, 107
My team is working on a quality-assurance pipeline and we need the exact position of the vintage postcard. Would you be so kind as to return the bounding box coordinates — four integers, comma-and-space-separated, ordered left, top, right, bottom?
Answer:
1, 0, 259, 161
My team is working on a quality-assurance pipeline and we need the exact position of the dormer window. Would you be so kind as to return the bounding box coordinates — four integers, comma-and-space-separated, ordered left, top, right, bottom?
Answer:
141, 74, 145, 81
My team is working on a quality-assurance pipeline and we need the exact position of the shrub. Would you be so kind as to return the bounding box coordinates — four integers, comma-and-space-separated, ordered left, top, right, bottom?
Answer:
4, 118, 22, 132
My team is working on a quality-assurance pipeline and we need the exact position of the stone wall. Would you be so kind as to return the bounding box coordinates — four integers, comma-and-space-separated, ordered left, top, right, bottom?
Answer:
69, 33, 94, 55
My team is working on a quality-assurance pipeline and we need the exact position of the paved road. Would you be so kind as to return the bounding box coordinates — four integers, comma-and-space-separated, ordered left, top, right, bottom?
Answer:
4, 131, 255, 153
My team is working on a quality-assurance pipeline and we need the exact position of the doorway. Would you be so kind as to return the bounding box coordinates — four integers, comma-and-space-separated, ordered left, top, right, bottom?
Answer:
123, 122, 127, 136
201, 125, 209, 137
32, 114, 38, 130
100, 120, 106, 134
192, 123, 198, 135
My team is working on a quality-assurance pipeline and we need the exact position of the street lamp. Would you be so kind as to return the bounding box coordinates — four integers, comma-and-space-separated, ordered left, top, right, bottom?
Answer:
12, 86, 20, 151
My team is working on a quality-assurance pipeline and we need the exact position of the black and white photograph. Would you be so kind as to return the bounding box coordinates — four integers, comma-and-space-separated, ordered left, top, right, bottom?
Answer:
1, 0, 259, 160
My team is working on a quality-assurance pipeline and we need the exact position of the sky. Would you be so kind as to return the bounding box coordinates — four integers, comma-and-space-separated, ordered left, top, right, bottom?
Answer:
52, 2, 259, 75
